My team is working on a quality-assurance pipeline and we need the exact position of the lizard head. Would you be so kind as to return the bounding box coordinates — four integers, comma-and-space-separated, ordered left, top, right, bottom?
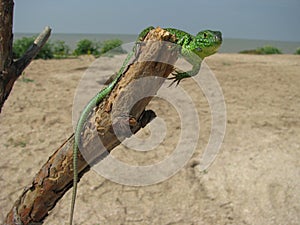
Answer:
194, 30, 222, 59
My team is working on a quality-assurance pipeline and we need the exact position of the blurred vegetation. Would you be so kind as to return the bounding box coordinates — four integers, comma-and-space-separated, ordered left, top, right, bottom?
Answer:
13, 37, 125, 59
239, 45, 282, 55
294, 48, 300, 55
257, 46, 282, 54
100, 39, 126, 55
52, 40, 70, 58
73, 39, 100, 56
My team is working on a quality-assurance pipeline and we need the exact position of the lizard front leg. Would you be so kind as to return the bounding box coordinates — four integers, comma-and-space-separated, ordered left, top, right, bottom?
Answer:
168, 53, 201, 86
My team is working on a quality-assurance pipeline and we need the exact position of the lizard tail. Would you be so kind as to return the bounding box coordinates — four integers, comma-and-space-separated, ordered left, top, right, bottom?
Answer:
69, 143, 78, 225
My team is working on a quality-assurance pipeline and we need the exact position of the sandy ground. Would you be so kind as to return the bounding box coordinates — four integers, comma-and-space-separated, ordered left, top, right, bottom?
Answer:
0, 53, 299, 225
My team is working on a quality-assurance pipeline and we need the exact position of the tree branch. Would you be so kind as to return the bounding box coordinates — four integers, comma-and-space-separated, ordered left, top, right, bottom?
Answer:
0, 0, 51, 112
13, 26, 51, 76
5, 27, 179, 225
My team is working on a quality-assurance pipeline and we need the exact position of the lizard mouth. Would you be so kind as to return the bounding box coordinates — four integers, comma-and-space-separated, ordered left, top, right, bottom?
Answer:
214, 31, 222, 44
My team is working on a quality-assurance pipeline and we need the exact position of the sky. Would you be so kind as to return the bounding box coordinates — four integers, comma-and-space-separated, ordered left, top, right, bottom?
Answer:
13, 0, 300, 42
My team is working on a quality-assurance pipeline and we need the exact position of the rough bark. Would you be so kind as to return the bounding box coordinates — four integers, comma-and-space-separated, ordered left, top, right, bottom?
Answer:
0, 0, 51, 112
5, 27, 179, 225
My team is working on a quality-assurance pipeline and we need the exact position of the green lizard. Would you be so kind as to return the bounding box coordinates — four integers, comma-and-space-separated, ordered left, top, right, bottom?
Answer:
69, 27, 222, 225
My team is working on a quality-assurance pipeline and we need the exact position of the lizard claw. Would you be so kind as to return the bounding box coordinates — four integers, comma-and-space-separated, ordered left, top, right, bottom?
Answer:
167, 76, 181, 87
167, 70, 188, 87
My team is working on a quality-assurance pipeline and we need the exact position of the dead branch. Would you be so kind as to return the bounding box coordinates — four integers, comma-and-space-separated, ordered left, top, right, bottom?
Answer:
5, 27, 179, 224
0, 0, 51, 112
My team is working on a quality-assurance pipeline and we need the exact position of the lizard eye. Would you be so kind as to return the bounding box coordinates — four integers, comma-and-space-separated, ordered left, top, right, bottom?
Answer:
203, 33, 207, 38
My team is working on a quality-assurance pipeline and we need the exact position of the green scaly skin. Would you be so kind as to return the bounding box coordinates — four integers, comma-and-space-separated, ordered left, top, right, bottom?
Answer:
69, 27, 222, 225
163, 27, 222, 85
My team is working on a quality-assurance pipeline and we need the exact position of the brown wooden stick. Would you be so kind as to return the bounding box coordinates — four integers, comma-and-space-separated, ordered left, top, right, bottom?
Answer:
13, 26, 51, 76
5, 27, 179, 225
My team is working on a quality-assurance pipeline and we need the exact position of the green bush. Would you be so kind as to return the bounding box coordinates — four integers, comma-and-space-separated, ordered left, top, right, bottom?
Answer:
13, 37, 32, 59
13, 36, 54, 59
239, 49, 260, 54
52, 40, 70, 58
239, 45, 282, 55
257, 45, 282, 54
36, 42, 54, 59
13, 37, 127, 59
295, 48, 300, 55
100, 39, 125, 55
74, 39, 100, 56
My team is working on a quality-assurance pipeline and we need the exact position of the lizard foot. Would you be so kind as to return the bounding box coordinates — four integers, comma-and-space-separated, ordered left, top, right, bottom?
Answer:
168, 70, 190, 86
